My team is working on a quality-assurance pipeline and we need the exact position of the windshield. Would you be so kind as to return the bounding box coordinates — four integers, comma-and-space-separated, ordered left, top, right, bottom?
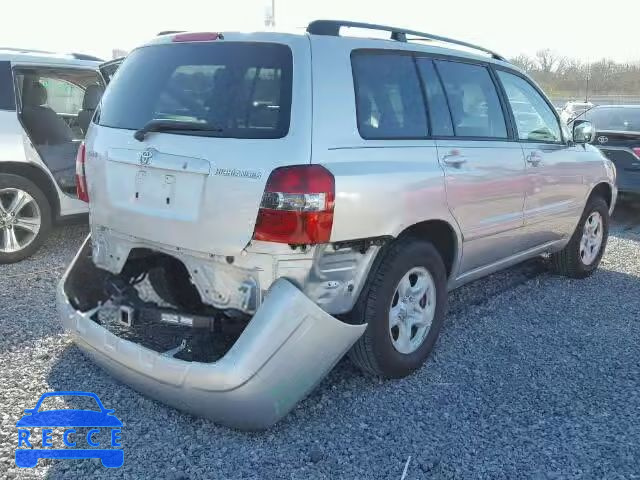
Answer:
96, 42, 293, 139
576, 107, 640, 132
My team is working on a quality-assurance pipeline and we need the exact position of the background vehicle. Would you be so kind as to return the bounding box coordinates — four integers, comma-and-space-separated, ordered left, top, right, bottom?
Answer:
572, 105, 640, 195
58, 22, 616, 429
0, 48, 106, 263
560, 100, 595, 123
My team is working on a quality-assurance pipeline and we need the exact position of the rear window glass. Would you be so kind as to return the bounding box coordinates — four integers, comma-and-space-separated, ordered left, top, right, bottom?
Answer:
97, 42, 293, 139
577, 107, 640, 132
352, 53, 428, 139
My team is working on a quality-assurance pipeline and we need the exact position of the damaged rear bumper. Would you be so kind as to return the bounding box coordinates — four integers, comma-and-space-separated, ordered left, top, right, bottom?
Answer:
57, 237, 366, 430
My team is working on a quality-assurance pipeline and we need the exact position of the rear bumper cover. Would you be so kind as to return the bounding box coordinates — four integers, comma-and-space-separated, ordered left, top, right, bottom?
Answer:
57, 238, 366, 430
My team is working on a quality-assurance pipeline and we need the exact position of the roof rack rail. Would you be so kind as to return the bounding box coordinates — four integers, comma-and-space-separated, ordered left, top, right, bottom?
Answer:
306, 20, 507, 62
157, 30, 185, 36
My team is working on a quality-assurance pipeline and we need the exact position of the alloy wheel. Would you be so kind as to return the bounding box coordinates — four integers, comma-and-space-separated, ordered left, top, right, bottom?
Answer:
0, 188, 41, 254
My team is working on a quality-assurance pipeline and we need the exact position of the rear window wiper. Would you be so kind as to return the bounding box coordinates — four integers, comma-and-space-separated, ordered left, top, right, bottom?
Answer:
134, 119, 223, 142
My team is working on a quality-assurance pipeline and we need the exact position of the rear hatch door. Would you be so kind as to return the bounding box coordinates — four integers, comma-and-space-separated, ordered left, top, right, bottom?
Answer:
87, 35, 311, 256
595, 130, 640, 172
99, 58, 124, 85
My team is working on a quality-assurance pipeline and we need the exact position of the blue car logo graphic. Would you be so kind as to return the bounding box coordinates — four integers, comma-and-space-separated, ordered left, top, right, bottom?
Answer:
15, 391, 123, 468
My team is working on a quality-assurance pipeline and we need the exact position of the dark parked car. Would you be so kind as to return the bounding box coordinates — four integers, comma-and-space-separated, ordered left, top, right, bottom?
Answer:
573, 105, 640, 194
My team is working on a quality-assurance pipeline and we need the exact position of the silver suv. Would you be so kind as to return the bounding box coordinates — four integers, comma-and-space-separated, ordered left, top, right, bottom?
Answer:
0, 48, 106, 262
58, 22, 617, 430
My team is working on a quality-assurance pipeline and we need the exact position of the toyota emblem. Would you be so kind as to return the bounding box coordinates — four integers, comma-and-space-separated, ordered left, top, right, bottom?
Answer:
597, 136, 608, 144
139, 149, 153, 166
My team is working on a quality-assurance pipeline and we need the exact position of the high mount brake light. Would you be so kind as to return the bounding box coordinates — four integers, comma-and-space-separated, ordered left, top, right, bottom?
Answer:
172, 32, 224, 42
253, 165, 335, 245
75, 142, 89, 203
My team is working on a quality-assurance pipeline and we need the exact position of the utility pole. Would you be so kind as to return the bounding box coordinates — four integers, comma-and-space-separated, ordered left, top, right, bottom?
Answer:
265, 0, 276, 28
585, 58, 591, 103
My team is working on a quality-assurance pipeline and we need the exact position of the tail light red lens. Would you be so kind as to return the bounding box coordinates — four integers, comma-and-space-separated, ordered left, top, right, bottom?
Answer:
633, 147, 640, 159
253, 165, 335, 245
75, 142, 89, 202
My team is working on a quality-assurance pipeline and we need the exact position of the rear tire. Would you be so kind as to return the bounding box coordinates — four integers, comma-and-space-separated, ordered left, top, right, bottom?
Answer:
349, 237, 448, 378
0, 174, 52, 264
551, 196, 609, 279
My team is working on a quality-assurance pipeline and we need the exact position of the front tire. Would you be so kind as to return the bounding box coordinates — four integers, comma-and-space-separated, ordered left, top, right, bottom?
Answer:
0, 174, 52, 264
551, 196, 609, 279
349, 237, 448, 378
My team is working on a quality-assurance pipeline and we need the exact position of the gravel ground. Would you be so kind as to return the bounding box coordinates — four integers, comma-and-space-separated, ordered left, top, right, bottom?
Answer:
1, 202, 639, 480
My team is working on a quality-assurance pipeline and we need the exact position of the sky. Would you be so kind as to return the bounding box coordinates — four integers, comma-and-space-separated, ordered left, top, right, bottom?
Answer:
2, 0, 639, 62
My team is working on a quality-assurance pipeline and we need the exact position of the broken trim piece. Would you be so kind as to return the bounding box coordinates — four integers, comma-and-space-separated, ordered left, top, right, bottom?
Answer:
57, 237, 367, 430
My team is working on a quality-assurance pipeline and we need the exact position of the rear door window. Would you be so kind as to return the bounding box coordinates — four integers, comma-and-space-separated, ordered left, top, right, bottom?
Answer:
0, 61, 15, 110
351, 52, 428, 139
415, 59, 454, 137
497, 70, 562, 143
434, 60, 507, 139
97, 42, 293, 139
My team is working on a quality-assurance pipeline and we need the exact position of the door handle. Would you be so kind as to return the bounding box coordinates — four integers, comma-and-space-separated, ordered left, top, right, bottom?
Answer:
527, 152, 543, 167
442, 150, 467, 167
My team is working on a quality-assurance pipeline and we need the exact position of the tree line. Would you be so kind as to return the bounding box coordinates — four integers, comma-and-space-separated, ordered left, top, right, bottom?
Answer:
510, 50, 640, 97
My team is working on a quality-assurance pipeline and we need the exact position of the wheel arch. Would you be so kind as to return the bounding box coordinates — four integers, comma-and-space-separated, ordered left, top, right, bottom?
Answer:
588, 182, 613, 209
0, 162, 60, 219
396, 219, 460, 279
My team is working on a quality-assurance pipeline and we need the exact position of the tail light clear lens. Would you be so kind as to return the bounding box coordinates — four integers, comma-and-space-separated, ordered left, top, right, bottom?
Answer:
75, 142, 89, 202
253, 165, 335, 245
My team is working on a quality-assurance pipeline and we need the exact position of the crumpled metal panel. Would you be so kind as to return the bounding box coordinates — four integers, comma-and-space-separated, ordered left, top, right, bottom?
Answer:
57, 238, 367, 430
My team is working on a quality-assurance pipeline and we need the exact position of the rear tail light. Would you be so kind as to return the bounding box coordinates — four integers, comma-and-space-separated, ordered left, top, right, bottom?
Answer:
75, 142, 89, 202
633, 147, 640, 159
253, 165, 335, 245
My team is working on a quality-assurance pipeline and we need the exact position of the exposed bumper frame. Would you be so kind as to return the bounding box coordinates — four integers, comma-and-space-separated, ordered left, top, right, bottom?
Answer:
57, 237, 366, 430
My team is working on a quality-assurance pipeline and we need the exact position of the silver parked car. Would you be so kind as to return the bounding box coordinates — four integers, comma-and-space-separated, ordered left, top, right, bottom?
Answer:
58, 22, 617, 429
0, 48, 106, 262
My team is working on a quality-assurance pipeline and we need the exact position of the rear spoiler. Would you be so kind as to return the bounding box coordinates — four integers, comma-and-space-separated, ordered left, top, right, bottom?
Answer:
596, 129, 640, 137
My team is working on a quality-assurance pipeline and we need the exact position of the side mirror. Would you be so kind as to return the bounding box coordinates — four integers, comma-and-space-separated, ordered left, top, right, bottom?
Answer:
573, 120, 594, 144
